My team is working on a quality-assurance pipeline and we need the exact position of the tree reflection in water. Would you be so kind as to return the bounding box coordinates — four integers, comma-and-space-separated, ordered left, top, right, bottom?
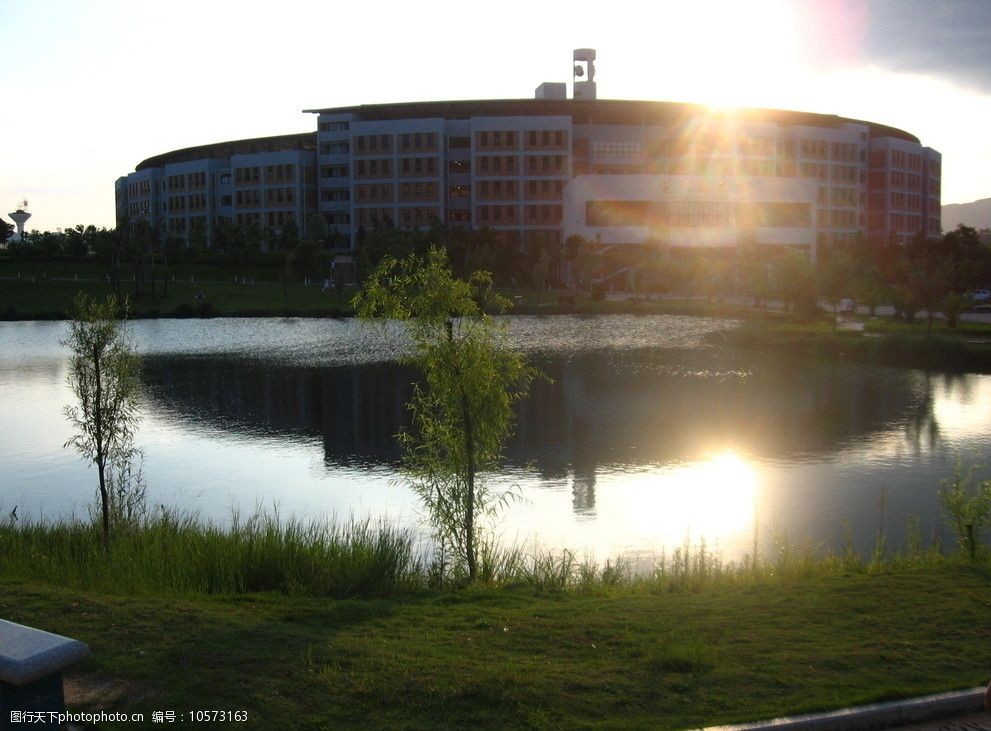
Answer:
141, 348, 938, 522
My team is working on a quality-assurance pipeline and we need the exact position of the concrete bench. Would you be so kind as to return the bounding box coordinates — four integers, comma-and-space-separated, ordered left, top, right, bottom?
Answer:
1, 620, 90, 730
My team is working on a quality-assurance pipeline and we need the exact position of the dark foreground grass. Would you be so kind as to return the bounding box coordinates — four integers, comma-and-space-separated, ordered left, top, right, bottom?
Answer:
2, 563, 989, 730
2, 513, 990, 728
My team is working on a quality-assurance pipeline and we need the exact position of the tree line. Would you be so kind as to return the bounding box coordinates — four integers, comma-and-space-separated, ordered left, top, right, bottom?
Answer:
6, 214, 990, 324
567, 224, 991, 325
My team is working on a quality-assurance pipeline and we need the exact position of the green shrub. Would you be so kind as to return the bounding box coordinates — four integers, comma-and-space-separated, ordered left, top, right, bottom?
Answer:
940, 462, 991, 559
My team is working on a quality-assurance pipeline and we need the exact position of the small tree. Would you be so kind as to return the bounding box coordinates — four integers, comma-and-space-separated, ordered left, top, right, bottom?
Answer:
62, 294, 141, 551
353, 248, 538, 581
940, 462, 991, 559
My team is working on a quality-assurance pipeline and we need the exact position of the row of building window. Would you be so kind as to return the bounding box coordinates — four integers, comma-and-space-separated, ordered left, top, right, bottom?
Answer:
477, 180, 518, 199
355, 207, 439, 228
321, 187, 350, 202
233, 189, 298, 207
320, 142, 350, 155
477, 205, 517, 224
354, 182, 441, 203
890, 192, 923, 212
162, 171, 209, 192
829, 187, 859, 206
128, 180, 152, 198
400, 207, 439, 227
644, 137, 866, 163
475, 130, 568, 151
890, 150, 923, 170
585, 200, 811, 229
890, 171, 923, 191
475, 205, 561, 225
265, 164, 296, 183
235, 167, 261, 184
321, 165, 349, 178
592, 141, 643, 159
232, 165, 299, 185
350, 205, 565, 227
353, 157, 443, 178
819, 209, 859, 229
353, 133, 441, 155
316, 179, 566, 204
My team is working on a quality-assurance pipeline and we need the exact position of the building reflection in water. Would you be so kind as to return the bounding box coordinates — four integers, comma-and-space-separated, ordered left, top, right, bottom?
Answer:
141, 348, 936, 513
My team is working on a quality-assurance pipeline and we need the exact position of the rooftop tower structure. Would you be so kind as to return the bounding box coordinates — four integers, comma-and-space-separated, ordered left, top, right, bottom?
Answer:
573, 48, 596, 100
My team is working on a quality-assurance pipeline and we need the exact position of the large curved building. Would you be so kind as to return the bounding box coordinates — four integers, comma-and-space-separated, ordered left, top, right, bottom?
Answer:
116, 58, 940, 262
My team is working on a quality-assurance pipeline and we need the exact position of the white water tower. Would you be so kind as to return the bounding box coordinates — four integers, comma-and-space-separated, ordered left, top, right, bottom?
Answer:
9, 200, 31, 241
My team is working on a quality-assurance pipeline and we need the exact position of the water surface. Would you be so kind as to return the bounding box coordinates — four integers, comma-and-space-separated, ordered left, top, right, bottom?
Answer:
2, 316, 988, 561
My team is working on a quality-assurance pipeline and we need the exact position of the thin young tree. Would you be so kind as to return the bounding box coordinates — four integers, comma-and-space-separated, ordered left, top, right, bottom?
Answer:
62, 294, 141, 551
353, 247, 538, 581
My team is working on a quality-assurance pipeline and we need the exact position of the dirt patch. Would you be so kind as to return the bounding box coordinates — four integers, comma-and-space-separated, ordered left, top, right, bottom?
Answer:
64, 674, 132, 707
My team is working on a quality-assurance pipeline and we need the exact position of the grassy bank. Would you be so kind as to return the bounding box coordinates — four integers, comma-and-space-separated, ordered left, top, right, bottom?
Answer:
2, 564, 988, 729
0, 276, 763, 321
3, 509, 974, 597
2, 513, 989, 728
719, 317, 991, 373
0, 278, 355, 320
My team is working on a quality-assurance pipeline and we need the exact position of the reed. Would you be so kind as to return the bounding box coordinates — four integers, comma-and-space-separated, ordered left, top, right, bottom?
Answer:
0, 508, 424, 597
0, 510, 979, 598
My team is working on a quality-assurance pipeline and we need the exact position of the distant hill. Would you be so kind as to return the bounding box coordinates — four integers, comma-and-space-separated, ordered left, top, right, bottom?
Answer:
942, 198, 991, 231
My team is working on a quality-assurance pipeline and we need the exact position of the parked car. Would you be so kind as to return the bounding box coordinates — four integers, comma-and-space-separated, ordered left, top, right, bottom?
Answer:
968, 289, 991, 301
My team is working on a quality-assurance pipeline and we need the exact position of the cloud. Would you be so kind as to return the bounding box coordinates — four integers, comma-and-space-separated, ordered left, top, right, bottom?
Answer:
863, 0, 991, 93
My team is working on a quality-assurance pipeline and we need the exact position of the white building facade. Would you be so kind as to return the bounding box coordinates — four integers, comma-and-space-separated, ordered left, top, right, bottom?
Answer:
117, 99, 940, 257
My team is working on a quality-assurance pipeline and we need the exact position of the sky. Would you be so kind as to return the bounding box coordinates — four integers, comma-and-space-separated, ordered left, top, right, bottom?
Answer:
2, 0, 991, 234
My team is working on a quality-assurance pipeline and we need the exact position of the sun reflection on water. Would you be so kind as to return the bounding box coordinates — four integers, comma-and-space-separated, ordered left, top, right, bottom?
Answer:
606, 452, 758, 550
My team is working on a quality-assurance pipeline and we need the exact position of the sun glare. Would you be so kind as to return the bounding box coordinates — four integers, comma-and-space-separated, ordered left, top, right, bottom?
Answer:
608, 452, 759, 548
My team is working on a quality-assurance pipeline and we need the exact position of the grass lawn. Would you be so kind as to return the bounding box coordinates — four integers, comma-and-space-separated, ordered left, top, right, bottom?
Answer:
0, 278, 354, 320
864, 318, 991, 338
4, 564, 990, 730
719, 316, 991, 373
0, 276, 762, 321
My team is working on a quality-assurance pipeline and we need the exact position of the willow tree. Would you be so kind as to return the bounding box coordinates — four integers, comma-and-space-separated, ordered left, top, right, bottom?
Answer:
353, 247, 537, 580
62, 294, 140, 551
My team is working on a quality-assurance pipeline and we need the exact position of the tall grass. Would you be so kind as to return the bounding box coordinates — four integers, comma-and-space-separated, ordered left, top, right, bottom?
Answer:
0, 509, 424, 597
0, 510, 976, 598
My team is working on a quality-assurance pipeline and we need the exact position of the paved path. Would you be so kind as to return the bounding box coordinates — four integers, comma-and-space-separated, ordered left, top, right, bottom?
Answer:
893, 711, 991, 730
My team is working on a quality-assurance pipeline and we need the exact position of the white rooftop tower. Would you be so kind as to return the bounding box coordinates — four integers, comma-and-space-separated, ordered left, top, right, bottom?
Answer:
573, 48, 596, 100
9, 200, 31, 242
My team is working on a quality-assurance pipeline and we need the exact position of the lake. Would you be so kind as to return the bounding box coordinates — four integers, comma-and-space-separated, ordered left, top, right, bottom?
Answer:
2, 315, 989, 562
